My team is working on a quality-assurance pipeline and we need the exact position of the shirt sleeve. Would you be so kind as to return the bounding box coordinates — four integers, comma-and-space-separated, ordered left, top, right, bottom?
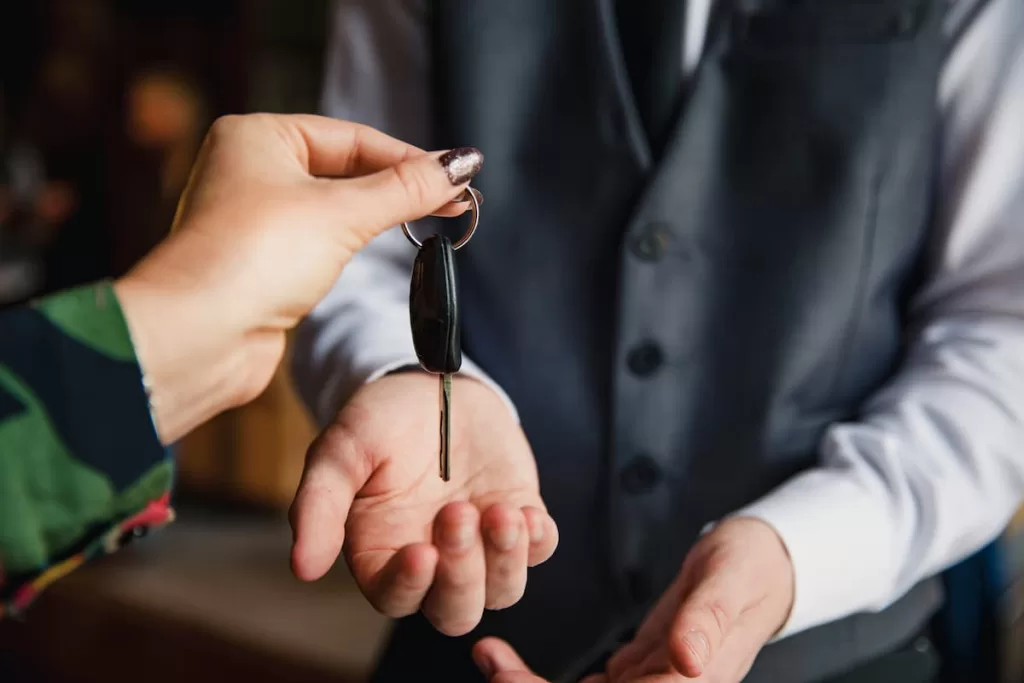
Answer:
0, 280, 174, 620
291, 0, 517, 426
734, 0, 1024, 640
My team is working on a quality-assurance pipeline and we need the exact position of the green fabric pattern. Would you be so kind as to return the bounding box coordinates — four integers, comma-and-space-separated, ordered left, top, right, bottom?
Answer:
0, 366, 116, 574
32, 281, 137, 362
0, 280, 173, 617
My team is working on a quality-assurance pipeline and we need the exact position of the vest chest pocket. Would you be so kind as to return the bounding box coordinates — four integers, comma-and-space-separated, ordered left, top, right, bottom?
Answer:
688, 0, 943, 416
732, 0, 932, 48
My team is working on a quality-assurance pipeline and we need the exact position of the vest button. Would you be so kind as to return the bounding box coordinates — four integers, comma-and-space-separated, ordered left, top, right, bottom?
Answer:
630, 223, 670, 262
620, 454, 662, 495
627, 341, 664, 377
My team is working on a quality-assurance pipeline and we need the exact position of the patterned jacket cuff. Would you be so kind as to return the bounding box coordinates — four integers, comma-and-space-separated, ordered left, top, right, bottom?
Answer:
0, 493, 174, 620
0, 280, 175, 619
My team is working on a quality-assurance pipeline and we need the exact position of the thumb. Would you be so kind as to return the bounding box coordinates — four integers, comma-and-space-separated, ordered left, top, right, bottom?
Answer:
668, 560, 748, 678
473, 638, 550, 683
288, 427, 367, 581
334, 147, 484, 249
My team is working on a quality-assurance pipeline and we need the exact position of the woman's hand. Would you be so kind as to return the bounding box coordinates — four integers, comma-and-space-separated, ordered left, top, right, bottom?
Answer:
114, 113, 482, 443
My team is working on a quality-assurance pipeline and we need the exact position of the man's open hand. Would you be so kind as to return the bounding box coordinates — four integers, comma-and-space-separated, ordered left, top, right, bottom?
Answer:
600, 517, 794, 682
472, 519, 793, 683
289, 372, 558, 635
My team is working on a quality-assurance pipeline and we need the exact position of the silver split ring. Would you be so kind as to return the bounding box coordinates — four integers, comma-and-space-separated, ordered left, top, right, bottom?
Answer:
401, 186, 480, 250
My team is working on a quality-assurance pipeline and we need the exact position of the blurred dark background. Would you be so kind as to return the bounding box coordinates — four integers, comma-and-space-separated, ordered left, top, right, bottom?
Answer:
0, 0, 325, 307
0, 4, 393, 683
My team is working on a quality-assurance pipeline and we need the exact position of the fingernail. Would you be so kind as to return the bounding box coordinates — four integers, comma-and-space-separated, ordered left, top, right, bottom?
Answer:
488, 523, 519, 552
457, 187, 484, 206
473, 652, 495, 679
683, 630, 710, 670
439, 147, 484, 185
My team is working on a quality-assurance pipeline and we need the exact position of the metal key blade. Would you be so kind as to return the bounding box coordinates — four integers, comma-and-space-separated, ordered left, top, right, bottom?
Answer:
439, 373, 452, 481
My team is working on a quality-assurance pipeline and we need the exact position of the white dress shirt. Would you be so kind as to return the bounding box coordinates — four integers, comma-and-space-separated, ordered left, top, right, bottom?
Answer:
294, 0, 1024, 640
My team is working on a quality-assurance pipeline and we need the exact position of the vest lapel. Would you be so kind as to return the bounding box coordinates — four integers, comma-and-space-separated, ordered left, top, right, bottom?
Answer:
595, 0, 656, 170
614, 0, 688, 155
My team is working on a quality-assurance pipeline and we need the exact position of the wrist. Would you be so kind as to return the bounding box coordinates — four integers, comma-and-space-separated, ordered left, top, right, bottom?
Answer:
114, 273, 274, 444
729, 516, 796, 638
371, 358, 521, 425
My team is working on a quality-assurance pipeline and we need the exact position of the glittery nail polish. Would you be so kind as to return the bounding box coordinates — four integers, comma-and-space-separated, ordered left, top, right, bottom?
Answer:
439, 147, 484, 185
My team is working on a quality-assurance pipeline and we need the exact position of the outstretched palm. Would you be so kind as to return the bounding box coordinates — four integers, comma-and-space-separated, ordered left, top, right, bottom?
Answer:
290, 372, 557, 635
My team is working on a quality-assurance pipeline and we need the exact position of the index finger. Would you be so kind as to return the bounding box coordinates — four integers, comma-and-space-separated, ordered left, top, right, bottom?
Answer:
283, 114, 475, 216
280, 114, 422, 178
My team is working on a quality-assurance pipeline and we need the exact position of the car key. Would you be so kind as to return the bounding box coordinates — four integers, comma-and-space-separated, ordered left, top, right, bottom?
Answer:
409, 234, 461, 480
402, 188, 481, 481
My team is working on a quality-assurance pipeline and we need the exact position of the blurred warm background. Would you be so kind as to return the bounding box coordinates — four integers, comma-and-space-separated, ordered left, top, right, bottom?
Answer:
0, 2, 390, 682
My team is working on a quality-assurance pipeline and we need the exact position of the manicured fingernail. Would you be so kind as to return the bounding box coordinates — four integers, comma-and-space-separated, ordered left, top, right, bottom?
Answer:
473, 652, 495, 679
439, 147, 484, 185
488, 523, 519, 552
457, 187, 484, 206
684, 630, 710, 671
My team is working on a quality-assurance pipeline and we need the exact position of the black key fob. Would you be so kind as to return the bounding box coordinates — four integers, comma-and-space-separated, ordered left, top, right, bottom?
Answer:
410, 234, 462, 374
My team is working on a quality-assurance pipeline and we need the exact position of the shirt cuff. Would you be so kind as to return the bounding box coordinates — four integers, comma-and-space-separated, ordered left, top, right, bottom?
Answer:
366, 355, 521, 424
0, 280, 175, 619
729, 468, 895, 641
298, 302, 521, 428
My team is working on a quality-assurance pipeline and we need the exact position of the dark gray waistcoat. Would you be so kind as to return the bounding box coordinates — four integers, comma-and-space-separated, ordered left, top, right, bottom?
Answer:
374, 2, 947, 682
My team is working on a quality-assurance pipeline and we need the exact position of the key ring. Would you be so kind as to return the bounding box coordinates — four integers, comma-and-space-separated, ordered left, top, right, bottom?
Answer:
401, 187, 480, 250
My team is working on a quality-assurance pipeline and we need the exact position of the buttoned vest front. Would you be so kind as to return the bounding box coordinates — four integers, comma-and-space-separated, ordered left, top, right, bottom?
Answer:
374, 2, 947, 682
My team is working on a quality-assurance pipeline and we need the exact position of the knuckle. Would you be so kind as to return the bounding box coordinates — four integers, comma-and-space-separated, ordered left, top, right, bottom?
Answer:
485, 566, 525, 605
444, 569, 480, 591
380, 600, 419, 619
709, 599, 732, 634
486, 584, 526, 611
361, 583, 390, 615
306, 422, 350, 460
362, 573, 422, 619
309, 423, 373, 481
529, 536, 557, 566
702, 545, 734, 576
489, 559, 517, 582
448, 617, 482, 637
303, 429, 333, 463
481, 502, 512, 527
485, 596, 515, 611
208, 114, 242, 140
430, 612, 481, 637
393, 162, 432, 207
439, 501, 480, 530
366, 592, 388, 614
